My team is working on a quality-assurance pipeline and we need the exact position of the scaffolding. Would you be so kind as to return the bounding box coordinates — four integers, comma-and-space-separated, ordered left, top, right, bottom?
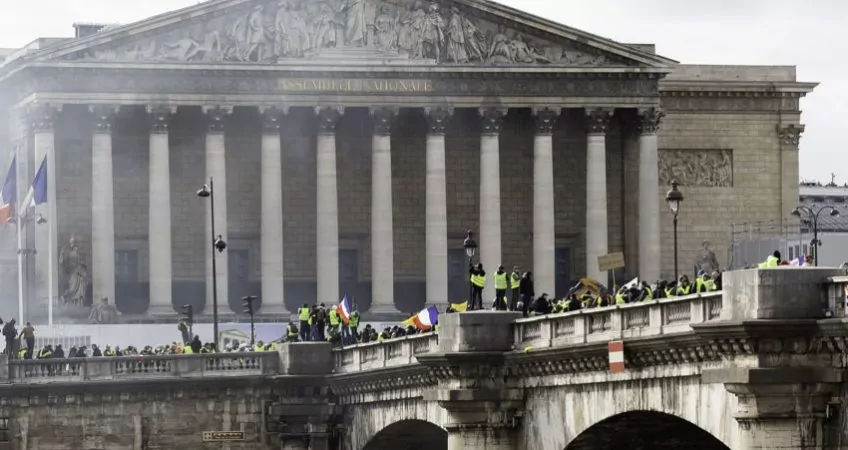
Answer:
728, 219, 808, 270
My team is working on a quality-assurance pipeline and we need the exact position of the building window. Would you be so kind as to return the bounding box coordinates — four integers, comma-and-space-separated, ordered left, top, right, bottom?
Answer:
115, 250, 139, 283
229, 250, 250, 281
339, 249, 359, 282
448, 249, 467, 282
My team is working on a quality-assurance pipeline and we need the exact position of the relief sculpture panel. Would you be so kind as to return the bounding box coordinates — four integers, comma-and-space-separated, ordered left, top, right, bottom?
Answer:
71, 0, 617, 66
658, 149, 733, 188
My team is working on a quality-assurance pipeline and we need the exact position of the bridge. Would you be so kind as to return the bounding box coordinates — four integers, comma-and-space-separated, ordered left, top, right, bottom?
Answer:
1, 268, 847, 450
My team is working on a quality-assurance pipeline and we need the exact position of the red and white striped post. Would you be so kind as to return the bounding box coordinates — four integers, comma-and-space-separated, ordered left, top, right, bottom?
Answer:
608, 340, 625, 373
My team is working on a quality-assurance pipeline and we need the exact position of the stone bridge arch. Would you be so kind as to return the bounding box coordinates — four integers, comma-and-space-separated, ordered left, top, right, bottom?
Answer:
564, 411, 730, 450
361, 419, 447, 450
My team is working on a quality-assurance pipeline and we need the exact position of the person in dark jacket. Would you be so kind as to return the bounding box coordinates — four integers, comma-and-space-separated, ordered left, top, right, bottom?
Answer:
519, 272, 535, 317
190, 335, 202, 354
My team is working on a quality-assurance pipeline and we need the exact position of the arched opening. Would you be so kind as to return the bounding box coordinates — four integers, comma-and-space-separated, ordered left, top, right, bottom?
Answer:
565, 411, 730, 450
363, 419, 447, 450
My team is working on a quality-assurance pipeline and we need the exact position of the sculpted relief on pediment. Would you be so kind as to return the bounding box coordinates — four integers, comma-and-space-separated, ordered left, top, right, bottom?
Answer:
70, 0, 617, 66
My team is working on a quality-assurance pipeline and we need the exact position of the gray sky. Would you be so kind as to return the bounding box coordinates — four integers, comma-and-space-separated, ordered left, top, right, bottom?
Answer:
0, 0, 842, 183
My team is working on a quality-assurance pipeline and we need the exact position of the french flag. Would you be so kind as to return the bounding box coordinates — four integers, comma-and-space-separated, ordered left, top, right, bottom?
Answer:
0, 157, 15, 223
337, 295, 352, 325
22, 156, 47, 209
790, 255, 806, 267
408, 305, 439, 331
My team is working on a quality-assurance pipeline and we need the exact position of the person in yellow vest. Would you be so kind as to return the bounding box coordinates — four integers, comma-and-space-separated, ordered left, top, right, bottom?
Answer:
328, 307, 341, 334
695, 271, 714, 293
614, 287, 628, 305
183, 345, 193, 354
17, 347, 27, 360
297, 304, 310, 342
469, 263, 486, 311
676, 276, 693, 296
286, 322, 299, 342
493, 266, 508, 311
254, 340, 265, 352
509, 266, 521, 311
758, 251, 780, 268
347, 311, 360, 344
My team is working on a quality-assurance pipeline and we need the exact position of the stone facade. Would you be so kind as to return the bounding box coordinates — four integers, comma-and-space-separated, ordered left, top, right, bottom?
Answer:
0, 0, 815, 322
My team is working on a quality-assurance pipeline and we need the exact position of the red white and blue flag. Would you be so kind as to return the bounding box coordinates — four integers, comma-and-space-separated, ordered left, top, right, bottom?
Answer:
0, 157, 16, 223
337, 294, 352, 325
22, 156, 47, 209
403, 305, 439, 331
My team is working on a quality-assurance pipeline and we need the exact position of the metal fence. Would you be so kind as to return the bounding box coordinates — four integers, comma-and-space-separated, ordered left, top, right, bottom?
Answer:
729, 219, 807, 270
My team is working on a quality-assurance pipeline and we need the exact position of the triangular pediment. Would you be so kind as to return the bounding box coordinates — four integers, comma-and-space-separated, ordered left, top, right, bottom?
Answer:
27, 0, 675, 69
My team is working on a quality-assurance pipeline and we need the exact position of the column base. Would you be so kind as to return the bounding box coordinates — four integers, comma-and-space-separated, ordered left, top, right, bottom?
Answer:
367, 303, 405, 321
147, 304, 176, 316
257, 304, 290, 317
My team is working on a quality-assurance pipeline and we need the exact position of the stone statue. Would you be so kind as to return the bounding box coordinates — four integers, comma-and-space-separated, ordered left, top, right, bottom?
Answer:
421, 3, 446, 61
446, 8, 468, 63
344, 0, 367, 46
89, 297, 120, 324
59, 235, 88, 307
374, 5, 396, 53
695, 241, 720, 275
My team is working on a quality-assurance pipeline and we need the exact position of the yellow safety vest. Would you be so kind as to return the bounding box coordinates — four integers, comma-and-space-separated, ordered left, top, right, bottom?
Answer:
349, 315, 360, 327
677, 284, 692, 296
329, 309, 340, 326
758, 255, 779, 268
510, 273, 521, 289
615, 293, 626, 305
287, 325, 298, 337
184, 346, 193, 354
470, 273, 486, 288
494, 273, 508, 290
298, 307, 310, 321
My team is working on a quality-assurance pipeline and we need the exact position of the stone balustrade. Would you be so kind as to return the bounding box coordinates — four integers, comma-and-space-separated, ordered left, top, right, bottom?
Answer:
5, 352, 279, 384
514, 291, 723, 349
333, 332, 440, 374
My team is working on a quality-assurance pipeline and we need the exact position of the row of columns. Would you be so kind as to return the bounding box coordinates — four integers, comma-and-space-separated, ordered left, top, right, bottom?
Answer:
24, 103, 663, 315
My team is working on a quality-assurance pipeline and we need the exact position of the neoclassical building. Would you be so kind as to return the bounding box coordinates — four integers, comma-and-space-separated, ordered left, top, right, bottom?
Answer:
0, 0, 815, 321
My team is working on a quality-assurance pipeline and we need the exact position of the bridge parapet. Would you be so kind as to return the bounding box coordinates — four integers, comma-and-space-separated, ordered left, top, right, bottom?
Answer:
3, 352, 279, 384
334, 332, 438, 374
514, 291, 723, 350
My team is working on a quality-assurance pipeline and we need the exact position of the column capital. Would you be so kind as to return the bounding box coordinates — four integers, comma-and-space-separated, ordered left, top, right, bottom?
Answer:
479, 107, 506, 135
370, 106, 398, 136
26, 104, 61, 132
260, 106, 288, 134
424, 106, 454, 136
532, 107, 561, 135
637, 107, 665, 135
146, 105, 176, 134
316, 106, 344, 135
585, 107, 613, 135
202, 105, 233, 133
90, 105, 118, 134
778, 124, 805, 146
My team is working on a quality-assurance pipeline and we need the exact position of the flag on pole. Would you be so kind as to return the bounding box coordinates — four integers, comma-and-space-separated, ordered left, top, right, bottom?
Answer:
0, 157, 16, 223
622, 277, 639, 290
336, 294, 352, 324
22, 156, 47, 209
402, 305, 439, 331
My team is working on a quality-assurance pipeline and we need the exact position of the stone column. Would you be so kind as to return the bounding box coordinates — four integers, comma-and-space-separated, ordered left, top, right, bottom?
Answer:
637, 108, 664, 282
584, 108, 612, 282
532, 107, 560, 297
27, 104, 60, 307
779, 124, 804, 226
147, 105, 176, 315
203, 106, 231, 311
479, 108, 505, 303
91, 105, 117, 305
316, 106, 343, 305
370, 107, 397, 314
424, 107, 452, 308
260, 106, 287, 314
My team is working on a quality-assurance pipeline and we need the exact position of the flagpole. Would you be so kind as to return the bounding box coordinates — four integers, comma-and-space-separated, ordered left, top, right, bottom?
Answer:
16, 214, 24, 326
48, 215, 53, 326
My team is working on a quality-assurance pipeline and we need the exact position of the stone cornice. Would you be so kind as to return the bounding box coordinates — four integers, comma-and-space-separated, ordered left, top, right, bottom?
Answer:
329, 364, 436, 398
659, 80, 817, 95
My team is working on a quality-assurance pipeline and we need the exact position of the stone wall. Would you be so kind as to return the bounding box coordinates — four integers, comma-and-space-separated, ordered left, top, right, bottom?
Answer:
0, 379, 274, 450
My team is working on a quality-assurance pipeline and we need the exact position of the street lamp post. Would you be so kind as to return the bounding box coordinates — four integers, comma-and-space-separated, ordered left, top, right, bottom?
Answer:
463, 230, 477, 311
792, 205, 839, 267
665, 180, 684, 282
197, 178, 227, 350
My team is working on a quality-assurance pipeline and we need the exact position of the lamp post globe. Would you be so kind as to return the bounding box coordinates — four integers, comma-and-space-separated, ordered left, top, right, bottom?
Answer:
463, 230, 478, 311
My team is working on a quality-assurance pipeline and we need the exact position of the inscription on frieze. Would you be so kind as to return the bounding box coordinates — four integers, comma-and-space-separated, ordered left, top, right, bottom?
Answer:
70, 0, 621, 67
659, 149, 733, 188
279, 78, 433, 92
